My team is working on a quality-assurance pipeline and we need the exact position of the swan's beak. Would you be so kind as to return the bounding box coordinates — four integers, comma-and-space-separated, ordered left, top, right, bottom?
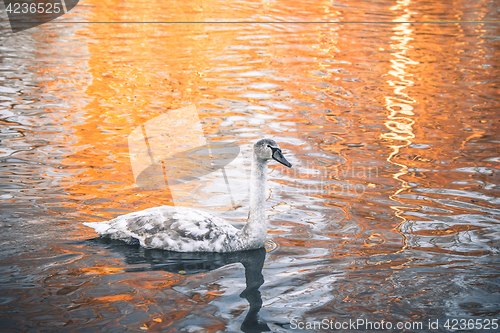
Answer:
272, 149, 292, 168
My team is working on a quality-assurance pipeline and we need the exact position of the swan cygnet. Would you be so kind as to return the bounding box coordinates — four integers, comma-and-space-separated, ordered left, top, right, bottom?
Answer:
83, 138, 292, 252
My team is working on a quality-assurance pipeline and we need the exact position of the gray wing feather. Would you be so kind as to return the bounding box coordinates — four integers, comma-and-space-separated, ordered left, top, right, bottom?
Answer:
84, 206, 241, 252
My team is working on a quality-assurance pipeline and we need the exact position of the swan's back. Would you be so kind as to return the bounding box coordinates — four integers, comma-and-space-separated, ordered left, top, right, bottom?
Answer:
83, 206, 242, 252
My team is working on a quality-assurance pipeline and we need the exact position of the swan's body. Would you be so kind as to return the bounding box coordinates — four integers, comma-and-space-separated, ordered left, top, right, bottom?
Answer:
84, 206, 247, 252
83, 139, 292, 252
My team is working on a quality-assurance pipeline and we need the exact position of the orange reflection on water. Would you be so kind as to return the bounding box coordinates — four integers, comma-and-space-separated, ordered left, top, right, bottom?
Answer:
7, 0, 498, 330
382, 0, 419, 255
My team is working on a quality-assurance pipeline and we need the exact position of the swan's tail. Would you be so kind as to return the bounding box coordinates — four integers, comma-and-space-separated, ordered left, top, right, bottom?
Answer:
83, 221, 111, 235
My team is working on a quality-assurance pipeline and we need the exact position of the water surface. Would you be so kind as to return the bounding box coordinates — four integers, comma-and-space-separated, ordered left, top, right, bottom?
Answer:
0, 0, 499, 332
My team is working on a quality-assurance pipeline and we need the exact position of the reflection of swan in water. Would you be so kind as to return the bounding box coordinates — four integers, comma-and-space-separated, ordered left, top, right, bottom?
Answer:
238, 249, 270, 333
91, 238, 270, 332
83, 139, 291, 252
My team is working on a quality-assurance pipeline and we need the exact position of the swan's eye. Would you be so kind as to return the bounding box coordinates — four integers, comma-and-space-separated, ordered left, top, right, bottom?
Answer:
267, 144, 280, 155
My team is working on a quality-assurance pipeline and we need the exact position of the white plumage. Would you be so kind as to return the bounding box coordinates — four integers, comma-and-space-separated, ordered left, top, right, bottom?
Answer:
83, 139, 292, 252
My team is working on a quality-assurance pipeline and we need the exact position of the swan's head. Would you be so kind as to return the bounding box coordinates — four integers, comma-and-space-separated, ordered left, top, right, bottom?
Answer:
254, 139, 292, 168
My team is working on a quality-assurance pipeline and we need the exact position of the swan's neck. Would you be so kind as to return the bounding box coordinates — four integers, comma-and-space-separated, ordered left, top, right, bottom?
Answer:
241, 155, 268, 248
